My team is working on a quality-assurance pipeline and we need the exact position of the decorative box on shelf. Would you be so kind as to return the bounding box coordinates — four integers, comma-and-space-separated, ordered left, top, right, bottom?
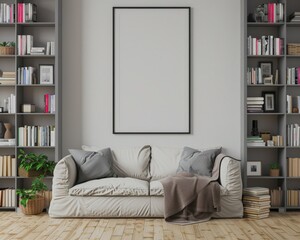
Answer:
21, 104, 36, 113
288, 43, 300, 55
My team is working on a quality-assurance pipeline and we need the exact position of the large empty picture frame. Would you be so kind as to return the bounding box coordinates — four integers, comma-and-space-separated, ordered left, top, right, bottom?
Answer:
113, 7, 190, 134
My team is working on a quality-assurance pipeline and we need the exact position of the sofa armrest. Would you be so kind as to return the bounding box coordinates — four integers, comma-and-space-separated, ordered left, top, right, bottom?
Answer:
52, 155, 77, 199
218, 155, 242, 198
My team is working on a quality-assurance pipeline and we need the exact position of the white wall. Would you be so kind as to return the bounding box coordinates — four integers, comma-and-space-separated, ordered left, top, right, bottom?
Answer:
62, 0, 242, 159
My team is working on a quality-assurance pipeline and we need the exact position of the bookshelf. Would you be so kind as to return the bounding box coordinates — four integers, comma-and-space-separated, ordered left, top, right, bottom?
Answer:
244, 0, 300, 211
0, 0, 61, 211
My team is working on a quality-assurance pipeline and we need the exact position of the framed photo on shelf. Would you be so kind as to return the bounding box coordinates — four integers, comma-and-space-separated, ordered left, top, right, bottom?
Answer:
262, 91, 276, 112
247, 161, 261, 176
260, 62, 272, 77
39, 65, 54, 84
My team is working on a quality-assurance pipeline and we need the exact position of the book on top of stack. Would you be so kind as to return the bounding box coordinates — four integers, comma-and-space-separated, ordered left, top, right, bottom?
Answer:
247, 97, 264, 113
289, 12, 300, 22
247, 136, 265, 147
243, 187, 271, 219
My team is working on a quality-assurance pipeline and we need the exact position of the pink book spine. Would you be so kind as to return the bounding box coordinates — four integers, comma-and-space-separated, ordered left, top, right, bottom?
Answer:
45, 94, 49, 113
17, 3, 20, 23
297, 67, 300, 85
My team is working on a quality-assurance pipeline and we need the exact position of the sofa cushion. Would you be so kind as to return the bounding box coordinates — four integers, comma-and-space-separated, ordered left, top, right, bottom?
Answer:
150, 146, 183, 181
69, 177, 149, 196
150, 180, 164, 196
177, 147, 222, 177
69, 149, 114, 184
82, 145, 151, 180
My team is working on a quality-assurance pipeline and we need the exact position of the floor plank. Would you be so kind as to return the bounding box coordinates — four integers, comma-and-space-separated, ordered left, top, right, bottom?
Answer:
0, 212, 300, 240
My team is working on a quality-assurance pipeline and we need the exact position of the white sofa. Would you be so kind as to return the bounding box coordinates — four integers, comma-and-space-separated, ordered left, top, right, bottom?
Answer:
49, 146, 243, 218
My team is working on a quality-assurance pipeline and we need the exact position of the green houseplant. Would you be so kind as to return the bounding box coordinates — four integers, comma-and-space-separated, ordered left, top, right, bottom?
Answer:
18, 149, 56, 177
270, 162, 280, 177
16, 177, 47, 215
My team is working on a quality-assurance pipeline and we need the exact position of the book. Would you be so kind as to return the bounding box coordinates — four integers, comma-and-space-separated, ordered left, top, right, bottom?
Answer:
243, 195, 271, 202
244, 213, 269, 219
0, 156, 3, 177
243, 187, 269, 196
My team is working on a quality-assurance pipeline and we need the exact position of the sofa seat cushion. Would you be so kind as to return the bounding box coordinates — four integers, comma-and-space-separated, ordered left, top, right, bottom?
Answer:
69, 177, 149, 196
150, 180, 228, 196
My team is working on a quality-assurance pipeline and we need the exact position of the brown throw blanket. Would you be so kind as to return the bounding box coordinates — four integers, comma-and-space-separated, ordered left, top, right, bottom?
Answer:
160, 154, 226, 224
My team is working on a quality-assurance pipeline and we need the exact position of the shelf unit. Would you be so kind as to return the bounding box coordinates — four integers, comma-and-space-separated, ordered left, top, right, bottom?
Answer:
0, 0, 61, 211
244, 0, 300, 211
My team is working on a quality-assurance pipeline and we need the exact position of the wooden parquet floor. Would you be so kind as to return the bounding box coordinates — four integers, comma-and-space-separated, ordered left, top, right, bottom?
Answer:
0, 212, 300, 240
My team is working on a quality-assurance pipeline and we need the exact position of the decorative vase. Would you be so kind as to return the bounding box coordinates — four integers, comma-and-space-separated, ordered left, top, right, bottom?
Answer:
0, 122, 4, 138
4, 123, 13, 139
270, 169, 280, 177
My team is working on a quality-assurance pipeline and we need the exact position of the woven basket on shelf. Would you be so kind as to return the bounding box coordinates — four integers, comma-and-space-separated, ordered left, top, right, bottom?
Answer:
0, 46, 15, 55
18, 167, 43, 177
20, 196, 45, 215
287, 43, 300, 55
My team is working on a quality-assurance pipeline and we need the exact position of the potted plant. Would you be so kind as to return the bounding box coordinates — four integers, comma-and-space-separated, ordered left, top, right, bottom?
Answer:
18, 149, 56, 177
270, 162, 280, 177
16, 176, 47, 215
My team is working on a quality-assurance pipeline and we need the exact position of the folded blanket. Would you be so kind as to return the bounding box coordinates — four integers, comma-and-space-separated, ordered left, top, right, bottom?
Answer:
160, 154, 226, 224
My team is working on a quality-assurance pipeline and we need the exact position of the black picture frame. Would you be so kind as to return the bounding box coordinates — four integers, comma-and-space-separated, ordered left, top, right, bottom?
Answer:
112, 7, 191, 134
262, 91, 276, 112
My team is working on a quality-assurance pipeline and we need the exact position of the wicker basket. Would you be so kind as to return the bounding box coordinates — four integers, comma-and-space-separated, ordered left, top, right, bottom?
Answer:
18, 167, 43, 177
20, 196, 45, 215
0, 46, 15, 55
288, 43, 300, 55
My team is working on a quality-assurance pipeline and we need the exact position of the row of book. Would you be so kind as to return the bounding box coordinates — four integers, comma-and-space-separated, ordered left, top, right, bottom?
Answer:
270, 188, 283, 207
0, 71, 15, 85
289, 12, 300, 22
18, 125, 55, 147
0, 3, 14, 23
287, 124, 300, 147
247, 67, 278, 85
255, 3, 284, 23
17, 35, 54, 56
3, 94, 16, 113
243, 187, 270, 219
17, 3, 36, 23
247, 97, 264, 113
247, 36, 284, 56
287, 67, 300, 85
44, 94, 55, 114
46, 42, 55, 56
287, 95, 300, 114
0, 189, 16, 207
287, 190, 300, 207
287, 158, 300, 177
17, 66, 37, 85
0, 155, 16, 177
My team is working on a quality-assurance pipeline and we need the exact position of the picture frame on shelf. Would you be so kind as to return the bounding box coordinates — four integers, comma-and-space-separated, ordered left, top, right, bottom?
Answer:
260, 62, 272, 77
262, 91, 276, 112
39, 65, 54, 85
247, 161, 261, 176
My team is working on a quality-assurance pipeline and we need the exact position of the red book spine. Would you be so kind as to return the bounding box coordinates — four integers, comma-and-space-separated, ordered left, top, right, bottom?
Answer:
44, 94, 49, 113
17, 3, 20, 23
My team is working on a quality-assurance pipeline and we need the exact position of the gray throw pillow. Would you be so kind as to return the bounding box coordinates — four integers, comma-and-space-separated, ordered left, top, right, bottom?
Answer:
177, 147, 222, 177
69, 148, 114, 184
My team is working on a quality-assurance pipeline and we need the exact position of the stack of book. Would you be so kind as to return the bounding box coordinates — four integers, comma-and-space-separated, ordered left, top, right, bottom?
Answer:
30, 47, 45, 55
255, 3, 284, 23
247, 136, 265, 147
0, 71, 15, 85
248, 35, 284, 56
243, 187, 271, 219
287, 158, 300, 177
17, 35, 33, 55
286, 95, 300, 113
44, 94, 55, 113
247, 97, 264, 113
289, 12, 300, 22
18, 125, 55, 147
287, 190, 300, 207
17, 66, 37, 85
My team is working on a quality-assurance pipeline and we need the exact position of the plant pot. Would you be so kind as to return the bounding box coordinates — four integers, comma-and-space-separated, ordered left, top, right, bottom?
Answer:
0, 46, 15, 55
18, 167, 43, 177
270, 169, 280, 177
19, 196, 45, 215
